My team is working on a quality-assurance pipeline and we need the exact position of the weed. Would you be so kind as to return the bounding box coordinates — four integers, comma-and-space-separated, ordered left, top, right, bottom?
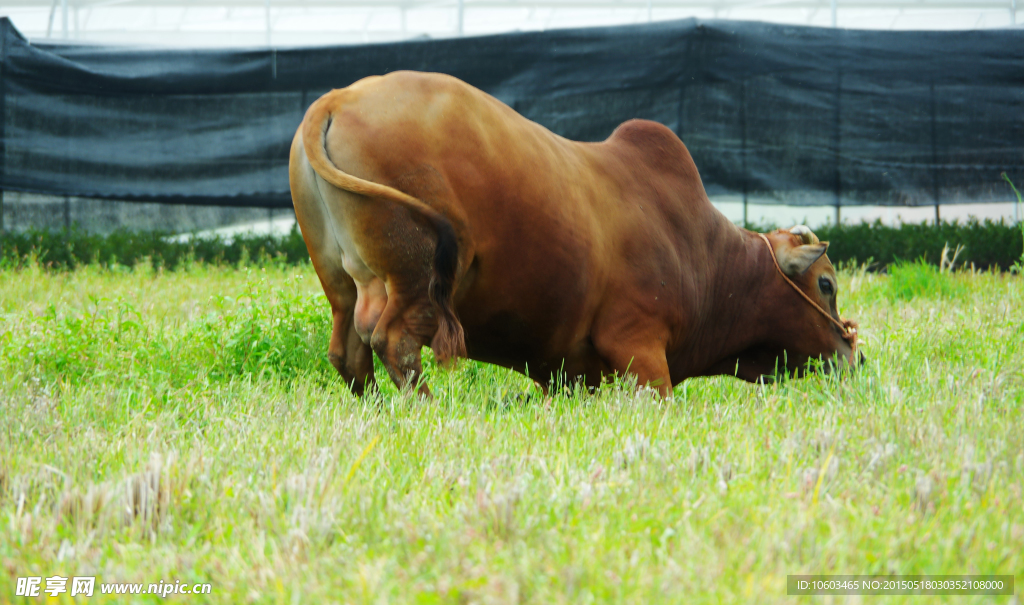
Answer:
885, 258, 968, 301
1002, 172, 1024, 274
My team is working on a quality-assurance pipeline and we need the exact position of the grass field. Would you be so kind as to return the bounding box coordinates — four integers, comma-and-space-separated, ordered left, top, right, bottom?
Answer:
1, 258, 1022, 603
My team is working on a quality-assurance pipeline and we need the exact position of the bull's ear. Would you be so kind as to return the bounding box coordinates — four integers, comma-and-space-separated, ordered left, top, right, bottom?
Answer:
776, 242, 828, 276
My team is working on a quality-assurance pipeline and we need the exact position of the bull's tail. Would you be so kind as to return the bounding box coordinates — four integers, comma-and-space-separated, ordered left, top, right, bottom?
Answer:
301, 93, 466, 363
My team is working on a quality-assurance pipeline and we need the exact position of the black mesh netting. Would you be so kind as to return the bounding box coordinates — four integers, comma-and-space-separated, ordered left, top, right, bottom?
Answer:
2, 17, 1022, 209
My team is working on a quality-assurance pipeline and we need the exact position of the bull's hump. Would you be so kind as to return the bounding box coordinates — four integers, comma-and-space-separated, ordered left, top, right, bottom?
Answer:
603, 119, 706, 205
607, 120, 690, 164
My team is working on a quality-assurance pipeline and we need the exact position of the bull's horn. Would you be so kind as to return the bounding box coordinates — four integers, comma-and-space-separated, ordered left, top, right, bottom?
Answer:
788, 225, 819, 245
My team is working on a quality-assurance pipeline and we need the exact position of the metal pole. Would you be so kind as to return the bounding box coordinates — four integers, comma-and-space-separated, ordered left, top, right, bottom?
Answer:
62, 0, 68, 40
457, 0, 464, 36
0, 21, 5, 238
833, 3, 841, 224
833, 70, 842, 226
930, 81, 941, 225
265, 0, 271, 46
47, 0, 58, 38
740, 80, 748, 227
648, 0, 653, 22
1012, 0, 1017, 26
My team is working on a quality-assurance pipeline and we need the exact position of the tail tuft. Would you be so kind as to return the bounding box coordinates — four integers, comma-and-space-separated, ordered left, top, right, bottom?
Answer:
428, 216, 466, 365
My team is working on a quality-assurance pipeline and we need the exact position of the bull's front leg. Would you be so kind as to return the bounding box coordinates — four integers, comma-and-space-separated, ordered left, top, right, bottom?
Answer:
591, 304, 673, 397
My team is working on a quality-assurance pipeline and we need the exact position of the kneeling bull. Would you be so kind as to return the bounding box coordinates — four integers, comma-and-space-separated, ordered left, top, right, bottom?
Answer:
288, 71, 859, 397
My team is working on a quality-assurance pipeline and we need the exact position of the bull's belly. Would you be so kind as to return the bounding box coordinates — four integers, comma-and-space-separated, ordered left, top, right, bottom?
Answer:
460, 309, 608, 388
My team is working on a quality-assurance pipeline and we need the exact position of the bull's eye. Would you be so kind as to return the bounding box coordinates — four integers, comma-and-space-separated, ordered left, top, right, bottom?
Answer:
818, 276, 835, 297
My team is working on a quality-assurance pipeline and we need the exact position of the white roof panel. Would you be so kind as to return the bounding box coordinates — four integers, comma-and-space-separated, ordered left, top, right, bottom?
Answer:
2, 0, 1019, 47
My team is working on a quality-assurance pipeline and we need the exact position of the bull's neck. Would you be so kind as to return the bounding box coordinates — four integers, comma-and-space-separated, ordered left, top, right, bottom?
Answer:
678, 223, 781, 378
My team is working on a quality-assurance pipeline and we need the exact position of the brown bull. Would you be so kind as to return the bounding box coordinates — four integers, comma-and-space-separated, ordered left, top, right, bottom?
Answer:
289, 71, 859, 397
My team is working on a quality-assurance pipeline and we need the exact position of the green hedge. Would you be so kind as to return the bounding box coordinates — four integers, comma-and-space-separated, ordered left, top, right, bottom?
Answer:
1, 218, 1022, 272
0, 226, 310, 270
813, 219, 1023, 271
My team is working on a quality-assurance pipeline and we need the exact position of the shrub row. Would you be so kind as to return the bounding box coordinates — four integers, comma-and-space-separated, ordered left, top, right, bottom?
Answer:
1, 218, 1022, 272
813, 219, 1023, 271
0, 226, 310, 271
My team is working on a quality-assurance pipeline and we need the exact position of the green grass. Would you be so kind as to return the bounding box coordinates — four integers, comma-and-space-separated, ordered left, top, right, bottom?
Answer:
885, 259, 968, 302
1, 261, 1022, 603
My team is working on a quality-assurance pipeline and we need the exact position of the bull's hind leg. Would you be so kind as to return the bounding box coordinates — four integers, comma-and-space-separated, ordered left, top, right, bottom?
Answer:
368, 281, 438, 397
324, 274, 377, 395
291, 141, 376, 396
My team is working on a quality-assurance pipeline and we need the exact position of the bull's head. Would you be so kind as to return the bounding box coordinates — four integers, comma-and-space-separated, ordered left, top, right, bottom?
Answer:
757, 225, 862, 378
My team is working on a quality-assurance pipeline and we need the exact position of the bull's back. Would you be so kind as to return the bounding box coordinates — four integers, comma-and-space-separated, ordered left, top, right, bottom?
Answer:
318, 72, 598, 225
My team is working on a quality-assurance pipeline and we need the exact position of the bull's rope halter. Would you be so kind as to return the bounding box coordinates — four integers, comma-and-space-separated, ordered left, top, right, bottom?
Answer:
756, 232, 860, 360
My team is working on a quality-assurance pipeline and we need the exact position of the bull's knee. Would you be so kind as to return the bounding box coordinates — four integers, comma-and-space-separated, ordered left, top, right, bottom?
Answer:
368, 331, 401, 382
369, 330, 387, 360
594, 339, 672, 396
328, 351, 345, 372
